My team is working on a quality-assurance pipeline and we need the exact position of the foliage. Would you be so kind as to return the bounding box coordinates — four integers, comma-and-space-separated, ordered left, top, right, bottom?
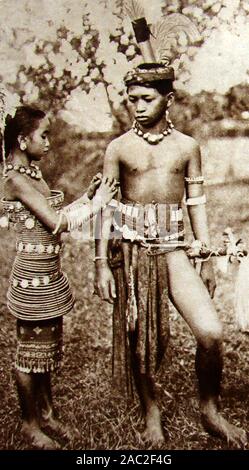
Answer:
41, 117, 115, 202
0, 1, 249, 132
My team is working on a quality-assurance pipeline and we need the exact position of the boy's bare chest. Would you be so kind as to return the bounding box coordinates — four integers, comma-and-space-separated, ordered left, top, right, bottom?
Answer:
121, 144, 186, 176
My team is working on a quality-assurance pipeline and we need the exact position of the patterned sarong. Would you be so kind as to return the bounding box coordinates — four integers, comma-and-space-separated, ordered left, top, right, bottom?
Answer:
108, 199, 186, 396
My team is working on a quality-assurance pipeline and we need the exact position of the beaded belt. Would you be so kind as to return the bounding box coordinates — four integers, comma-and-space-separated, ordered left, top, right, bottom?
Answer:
110, 199, 183, 221
111, 199, 184, 241
113, 218, 185, 243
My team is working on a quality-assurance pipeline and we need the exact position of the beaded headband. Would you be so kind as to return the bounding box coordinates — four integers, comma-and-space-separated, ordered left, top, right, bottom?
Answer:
124, 63, 175, 87
123, 0, 200, 87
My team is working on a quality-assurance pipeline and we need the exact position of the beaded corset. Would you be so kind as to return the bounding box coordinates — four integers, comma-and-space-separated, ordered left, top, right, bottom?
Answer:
1, 191, 74, 321
2, 189, 63, 248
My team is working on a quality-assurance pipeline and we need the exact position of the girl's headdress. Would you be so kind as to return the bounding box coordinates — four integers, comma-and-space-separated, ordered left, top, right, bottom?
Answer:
123, 0, 200, 87
0, 86, 20, 175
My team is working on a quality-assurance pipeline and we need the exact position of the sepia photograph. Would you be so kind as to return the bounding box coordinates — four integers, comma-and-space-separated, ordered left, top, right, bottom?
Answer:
0, 0, 249, 460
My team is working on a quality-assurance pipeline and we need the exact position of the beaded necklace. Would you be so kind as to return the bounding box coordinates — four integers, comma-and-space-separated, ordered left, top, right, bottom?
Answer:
4, 163, 42, 180
132, 118, 174, 145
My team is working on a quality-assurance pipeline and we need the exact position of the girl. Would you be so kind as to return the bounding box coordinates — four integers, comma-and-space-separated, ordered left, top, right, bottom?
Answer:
0, 106, 117, 449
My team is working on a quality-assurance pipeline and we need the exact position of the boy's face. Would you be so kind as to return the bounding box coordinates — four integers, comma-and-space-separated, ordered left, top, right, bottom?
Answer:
25, 117, 50, 161
128, 85, 168, 128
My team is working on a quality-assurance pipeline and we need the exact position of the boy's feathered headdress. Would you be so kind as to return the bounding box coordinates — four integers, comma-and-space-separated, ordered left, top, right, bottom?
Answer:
123, 0, 200, 86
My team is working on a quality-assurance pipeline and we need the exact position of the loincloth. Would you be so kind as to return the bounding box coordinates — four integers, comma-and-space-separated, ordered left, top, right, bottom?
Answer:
108, 199, 186, 396
15, 317, 63, 373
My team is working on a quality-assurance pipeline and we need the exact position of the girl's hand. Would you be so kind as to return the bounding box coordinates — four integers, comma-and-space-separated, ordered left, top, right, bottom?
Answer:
94, 176, 119, 207
87, 173, 102, 200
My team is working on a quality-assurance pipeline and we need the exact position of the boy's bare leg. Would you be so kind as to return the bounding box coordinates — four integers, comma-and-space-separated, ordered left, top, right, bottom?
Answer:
167, 250, 247, 447
15, 370, 60, 449
36, 373, 79, 441
130, 334, 164, 444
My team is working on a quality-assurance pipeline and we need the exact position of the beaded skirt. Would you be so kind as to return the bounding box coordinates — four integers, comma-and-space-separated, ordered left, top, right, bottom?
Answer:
2, 191, 74, 321
15, 317, 63, 373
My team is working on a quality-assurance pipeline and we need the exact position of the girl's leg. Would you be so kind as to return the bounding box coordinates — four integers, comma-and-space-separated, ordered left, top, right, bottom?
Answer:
36, 372, 78, 441
35, 372, 53, 417
15, 369, 60, 449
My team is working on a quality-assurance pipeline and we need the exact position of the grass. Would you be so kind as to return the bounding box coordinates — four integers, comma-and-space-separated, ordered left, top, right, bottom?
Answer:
1, 137, 249, 450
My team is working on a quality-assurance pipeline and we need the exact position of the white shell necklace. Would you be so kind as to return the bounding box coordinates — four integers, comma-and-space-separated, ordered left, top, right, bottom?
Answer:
132, 118, 174, 145
4, 163, 42, 180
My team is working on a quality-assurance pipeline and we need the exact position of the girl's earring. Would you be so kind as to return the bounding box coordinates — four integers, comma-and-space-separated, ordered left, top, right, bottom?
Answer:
20, 142, 27, 151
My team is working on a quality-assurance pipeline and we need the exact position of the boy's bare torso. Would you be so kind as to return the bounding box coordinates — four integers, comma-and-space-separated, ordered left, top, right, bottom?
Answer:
109, 129, 197, 204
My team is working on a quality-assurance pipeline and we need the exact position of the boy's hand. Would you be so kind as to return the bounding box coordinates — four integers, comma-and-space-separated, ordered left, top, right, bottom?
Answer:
200, 260, 216, 298
87, 173, 102, 200
94, 263, 116, 304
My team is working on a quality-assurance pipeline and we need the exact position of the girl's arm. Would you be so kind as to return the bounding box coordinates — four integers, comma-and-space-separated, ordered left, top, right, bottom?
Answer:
5, 173, 117, 234
5, 173, 68, 233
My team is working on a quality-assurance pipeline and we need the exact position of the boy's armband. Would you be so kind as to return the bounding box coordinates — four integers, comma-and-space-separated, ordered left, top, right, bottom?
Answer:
185, 194, 207, 206
185, 176, 204, 184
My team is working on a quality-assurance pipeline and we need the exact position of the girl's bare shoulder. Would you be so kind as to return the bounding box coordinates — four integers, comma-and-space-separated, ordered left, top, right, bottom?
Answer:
4, 171, 33, 200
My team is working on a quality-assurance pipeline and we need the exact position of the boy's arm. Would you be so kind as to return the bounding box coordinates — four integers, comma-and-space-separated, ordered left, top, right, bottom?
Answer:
94, 141, 120, 304
186, 142, 216, 298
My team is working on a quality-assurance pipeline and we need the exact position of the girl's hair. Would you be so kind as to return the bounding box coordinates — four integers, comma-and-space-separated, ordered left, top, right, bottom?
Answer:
1, 106, 46, 161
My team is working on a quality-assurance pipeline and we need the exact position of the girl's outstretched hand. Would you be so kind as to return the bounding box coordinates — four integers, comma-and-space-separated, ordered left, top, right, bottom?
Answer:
87, 173, 103, 200
94, 176, 119, 207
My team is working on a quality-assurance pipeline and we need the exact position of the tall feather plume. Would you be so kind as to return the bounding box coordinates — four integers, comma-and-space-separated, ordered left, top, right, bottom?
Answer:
122, 0, 156, 62
122, 0, 145, 21
150, 13, 201, 64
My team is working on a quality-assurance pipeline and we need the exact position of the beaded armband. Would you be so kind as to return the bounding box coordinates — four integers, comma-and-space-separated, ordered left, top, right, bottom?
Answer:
185, 176, 204, 184
63, 197, 105, 232
185, 194, 207, 206
52, 211, 63, 235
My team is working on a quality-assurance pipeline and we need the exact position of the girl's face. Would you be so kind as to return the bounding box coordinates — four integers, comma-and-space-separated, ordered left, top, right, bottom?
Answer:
25, 117, 50, 161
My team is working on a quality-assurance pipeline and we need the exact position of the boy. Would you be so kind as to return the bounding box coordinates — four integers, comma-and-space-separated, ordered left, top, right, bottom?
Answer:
94, 63, 246, 447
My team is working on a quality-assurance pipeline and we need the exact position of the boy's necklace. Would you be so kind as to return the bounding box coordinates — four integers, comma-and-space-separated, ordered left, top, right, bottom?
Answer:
4, 163, 42, 180
132, 118, 174, 145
